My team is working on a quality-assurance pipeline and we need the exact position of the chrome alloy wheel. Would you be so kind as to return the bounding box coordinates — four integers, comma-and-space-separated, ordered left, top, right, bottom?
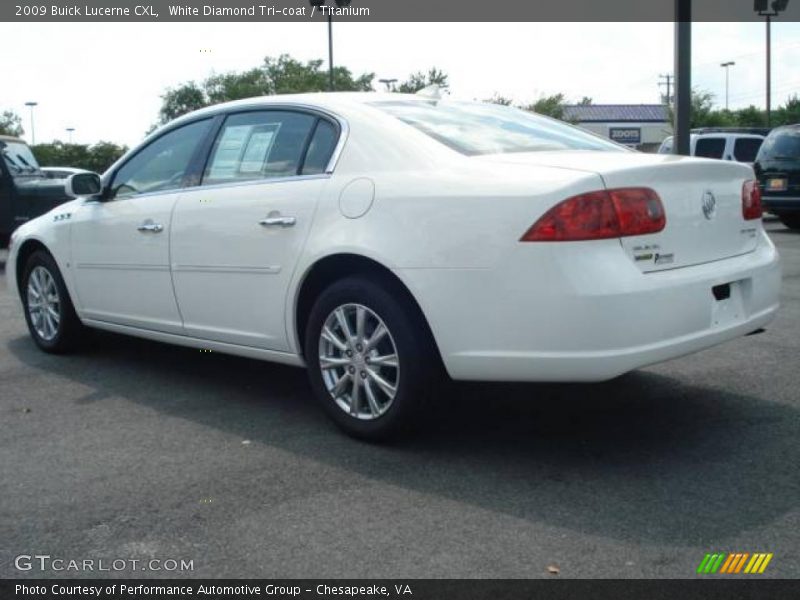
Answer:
27, 266, 61, 342
318, 303, 400, 420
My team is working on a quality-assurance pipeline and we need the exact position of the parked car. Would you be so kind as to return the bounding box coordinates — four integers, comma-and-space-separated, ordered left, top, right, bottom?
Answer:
40, 166, 90, 180
754, 124, 800, 230
658, 131, 765, 163
6, 93, 781, 439
0, 135, 73, 247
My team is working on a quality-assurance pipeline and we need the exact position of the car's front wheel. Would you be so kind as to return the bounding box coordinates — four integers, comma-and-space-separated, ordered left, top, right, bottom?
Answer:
305, 276, 437, 441
22, 250, 84, 353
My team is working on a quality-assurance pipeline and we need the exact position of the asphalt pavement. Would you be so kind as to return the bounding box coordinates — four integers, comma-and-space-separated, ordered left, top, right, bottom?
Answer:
1, 221, 798, 579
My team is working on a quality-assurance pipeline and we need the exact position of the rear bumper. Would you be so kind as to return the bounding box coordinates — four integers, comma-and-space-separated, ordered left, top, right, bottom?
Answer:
399, 231, 781, 382
763, 195, 800, 213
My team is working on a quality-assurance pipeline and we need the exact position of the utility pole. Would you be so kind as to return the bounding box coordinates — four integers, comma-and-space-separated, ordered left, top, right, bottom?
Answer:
659, 74, 673, 106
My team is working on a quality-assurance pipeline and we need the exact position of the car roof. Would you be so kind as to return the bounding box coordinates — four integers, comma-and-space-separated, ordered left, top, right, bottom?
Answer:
693, 132, 764, 139
768, 124, 800, 134
0, 134, 25, 143
171, 92, 424, 124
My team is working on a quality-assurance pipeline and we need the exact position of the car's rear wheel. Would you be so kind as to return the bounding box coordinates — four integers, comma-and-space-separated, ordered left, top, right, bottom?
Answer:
778, 213, 800, 230
305, 276, 437, 441
22, 251, 83, 353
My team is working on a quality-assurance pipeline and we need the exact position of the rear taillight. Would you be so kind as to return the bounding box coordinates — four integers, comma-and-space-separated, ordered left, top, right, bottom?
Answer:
742, 180, 762, 220
521, 187, 666, 242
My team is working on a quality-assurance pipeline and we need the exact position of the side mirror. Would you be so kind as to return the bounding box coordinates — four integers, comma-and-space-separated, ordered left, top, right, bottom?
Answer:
65, 172, 103, 198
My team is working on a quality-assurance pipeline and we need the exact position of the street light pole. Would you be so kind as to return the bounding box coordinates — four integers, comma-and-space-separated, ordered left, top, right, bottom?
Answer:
378, 78, 398, 91
755, 0, 790, 127
24, 101, 38, 145
309, 0, 353, 92
66, 128, 75, 143
720, 61, 735, 110
328, 12, 334, 91
766, 14, 771, 125
673, 0, 692, 156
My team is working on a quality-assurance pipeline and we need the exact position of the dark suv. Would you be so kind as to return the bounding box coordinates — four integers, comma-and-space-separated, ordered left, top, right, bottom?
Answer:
0, 135, 73, 247
754, 124, 800, 230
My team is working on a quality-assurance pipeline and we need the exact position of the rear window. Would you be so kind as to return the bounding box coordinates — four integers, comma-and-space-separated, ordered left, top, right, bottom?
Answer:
1, 140, 41, 177
371, 100, 625, 156
694, 137, 726, 159
733, 138, 763, 162
757, 128, 800, 161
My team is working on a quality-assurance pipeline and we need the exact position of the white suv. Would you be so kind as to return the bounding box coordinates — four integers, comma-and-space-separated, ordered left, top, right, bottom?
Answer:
658, 132, 765, 164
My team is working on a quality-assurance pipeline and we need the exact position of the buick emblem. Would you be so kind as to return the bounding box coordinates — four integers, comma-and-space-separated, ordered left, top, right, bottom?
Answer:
701, 190, 717, 220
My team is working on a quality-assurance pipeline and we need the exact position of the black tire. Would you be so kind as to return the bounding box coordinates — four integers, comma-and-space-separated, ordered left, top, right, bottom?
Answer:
21, 250, 84, 353
778, 213, 800, 230
304, 276, 438, 441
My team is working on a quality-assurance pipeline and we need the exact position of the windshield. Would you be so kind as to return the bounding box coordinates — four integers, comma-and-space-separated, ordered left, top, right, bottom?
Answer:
372, 100, 626, 156
758, 128, 800, 161
1, 140, 41, 176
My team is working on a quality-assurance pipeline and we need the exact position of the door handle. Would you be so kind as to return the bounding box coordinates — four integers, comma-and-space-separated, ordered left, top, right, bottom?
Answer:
259, 216, 296, 228
137, 222, 163, 233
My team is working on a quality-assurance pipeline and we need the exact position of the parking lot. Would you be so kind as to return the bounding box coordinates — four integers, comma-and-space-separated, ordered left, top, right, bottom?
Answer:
1, 220, 798, 579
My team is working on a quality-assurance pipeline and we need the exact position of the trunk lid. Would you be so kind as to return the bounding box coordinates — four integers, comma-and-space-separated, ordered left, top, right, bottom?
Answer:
478, 151, 760, 272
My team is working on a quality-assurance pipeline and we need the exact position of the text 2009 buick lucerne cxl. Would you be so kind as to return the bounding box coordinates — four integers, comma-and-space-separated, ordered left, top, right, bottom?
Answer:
6, 93, 781, 439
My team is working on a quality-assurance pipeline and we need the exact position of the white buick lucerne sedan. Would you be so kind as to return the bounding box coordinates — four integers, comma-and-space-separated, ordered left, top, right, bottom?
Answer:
6, 93, 781, 439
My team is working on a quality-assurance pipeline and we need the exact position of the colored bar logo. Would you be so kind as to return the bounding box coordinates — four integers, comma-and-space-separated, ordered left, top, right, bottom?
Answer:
697, 553, 773, 574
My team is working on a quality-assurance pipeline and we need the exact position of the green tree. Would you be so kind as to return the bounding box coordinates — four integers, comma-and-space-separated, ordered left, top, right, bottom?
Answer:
159, 82, 207, 124
485, 94, 513, 106
264, 55, 373, 95
733, 105, 766, 128
84, 141, 128, 173
577, 96, 593, 106
205, 68, 270, 104
155, 54, 375, 127
0, 110, 24, 137
523, 94, 567, 120
667, 89, 736, 128
32, 141, 127, 173
775, 95, 800, 126
395, 68, 449, 94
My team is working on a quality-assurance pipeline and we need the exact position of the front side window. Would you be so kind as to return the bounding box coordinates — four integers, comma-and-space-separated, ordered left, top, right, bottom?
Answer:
110, 119, 211, 200
371, 100, 624, 156
694, 137, 726, 159
202, 111, 320, 185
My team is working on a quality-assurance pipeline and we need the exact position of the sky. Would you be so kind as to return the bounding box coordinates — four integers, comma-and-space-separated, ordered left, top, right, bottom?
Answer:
2, 21, 799, 147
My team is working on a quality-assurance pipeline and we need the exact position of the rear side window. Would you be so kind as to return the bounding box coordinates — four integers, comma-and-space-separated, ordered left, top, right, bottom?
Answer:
757, 129, 800, 161
301, 120, 338, 175
694, 137, 726, 159
733, 138, 763, 162
203, 111, 316, 185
